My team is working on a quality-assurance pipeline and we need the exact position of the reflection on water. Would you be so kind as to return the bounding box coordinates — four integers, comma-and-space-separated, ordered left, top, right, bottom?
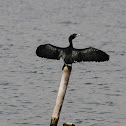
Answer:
0, 0, 126, 126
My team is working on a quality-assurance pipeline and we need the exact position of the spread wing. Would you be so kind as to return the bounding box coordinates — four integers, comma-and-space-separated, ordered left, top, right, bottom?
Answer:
36, 44, 64, 60
72, 47, 109, 62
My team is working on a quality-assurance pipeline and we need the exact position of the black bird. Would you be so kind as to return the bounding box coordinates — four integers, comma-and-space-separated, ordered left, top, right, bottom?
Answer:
36, 34, 109, 66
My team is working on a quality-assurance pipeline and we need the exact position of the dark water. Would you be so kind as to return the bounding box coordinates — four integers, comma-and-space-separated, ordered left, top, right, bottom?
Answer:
0, 0, 126, 126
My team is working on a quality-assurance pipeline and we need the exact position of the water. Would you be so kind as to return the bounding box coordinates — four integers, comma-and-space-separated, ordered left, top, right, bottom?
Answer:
0, 0, 126, 126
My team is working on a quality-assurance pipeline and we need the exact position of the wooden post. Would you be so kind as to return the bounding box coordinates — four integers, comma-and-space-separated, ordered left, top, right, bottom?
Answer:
50, 65, 72, 126
63, 122, 75, 126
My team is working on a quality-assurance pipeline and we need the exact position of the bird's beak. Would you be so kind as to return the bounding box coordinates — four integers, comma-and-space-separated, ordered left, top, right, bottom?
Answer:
76, 34, 80, 36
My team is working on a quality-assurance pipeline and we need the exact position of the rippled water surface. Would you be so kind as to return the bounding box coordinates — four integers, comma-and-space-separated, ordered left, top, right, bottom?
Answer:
0, 0, 126, 126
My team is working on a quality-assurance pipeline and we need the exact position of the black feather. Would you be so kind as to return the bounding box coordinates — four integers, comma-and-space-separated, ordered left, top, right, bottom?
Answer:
36, 44, 64, 60
36, 34, 109, 64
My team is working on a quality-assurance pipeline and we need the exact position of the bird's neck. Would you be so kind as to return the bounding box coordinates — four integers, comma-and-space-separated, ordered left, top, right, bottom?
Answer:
69, 39, 73, 48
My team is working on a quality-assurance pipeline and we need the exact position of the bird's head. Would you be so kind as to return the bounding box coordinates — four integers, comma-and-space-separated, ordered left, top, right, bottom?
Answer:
69, 33, 80, 42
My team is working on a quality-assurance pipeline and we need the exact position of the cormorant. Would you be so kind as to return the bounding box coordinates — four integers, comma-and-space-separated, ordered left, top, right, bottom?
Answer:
36, 34, 109, 66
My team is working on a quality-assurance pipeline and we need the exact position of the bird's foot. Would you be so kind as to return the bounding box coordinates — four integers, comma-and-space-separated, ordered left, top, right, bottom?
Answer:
62, 63, 72, 71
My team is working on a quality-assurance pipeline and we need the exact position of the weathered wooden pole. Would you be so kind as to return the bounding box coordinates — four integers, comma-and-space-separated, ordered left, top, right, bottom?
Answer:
50, 65, 72, 126
63, 122, 75, 126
